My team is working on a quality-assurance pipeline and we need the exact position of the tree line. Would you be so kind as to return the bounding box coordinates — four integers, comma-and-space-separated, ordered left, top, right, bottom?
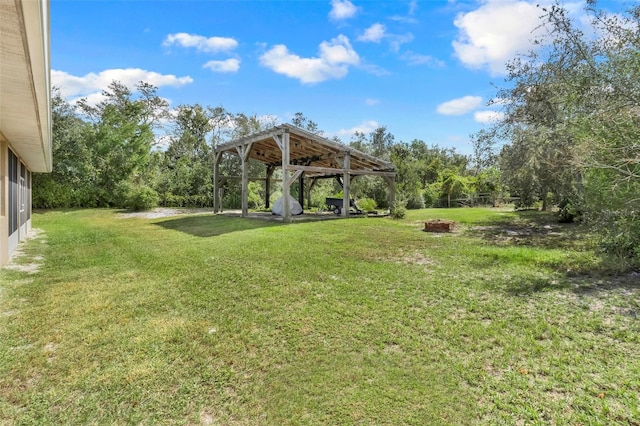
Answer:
35, 85, 490, 213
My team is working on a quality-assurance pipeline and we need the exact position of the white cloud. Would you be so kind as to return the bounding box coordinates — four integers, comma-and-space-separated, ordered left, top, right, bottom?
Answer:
163, 32, 238, 53
51, 68, 193, 98
388, 33, 414, 52
452, 0, 546, 75
329, 0, 358, 21
358, 23, 386, 43
203, 58, 240, 73
474, 110, 505, 123
436, 95, 483, 115
260, 34, 360, 84
356, 23, 413, 52
390, 0, 419, 23
400, 51, 445, 67
333, 120, 379, 138
360, 63, 390, 76
365, 98, 380, 106
409, 0, 418, 15
73, 91, 108, 108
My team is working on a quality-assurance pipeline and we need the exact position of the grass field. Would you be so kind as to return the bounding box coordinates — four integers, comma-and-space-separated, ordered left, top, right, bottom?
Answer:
1, 208, 639, 424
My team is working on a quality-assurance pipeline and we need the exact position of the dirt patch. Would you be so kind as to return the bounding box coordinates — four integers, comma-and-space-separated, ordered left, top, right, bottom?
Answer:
367, 250, 435, 267
3, 228, 46, 274
118, 208, 216, 219
3, 263, 41, 274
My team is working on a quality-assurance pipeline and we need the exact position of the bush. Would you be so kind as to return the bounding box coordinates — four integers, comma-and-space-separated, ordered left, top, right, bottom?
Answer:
405, 192, 425, 210
357, 197, 377, 212
124, 185, 159, 211
390, 200, 407, 219
558, 198, 582, 223
248, 181, 264, 209
593, 209, 640, 259
115, 181, 158, 211
32, 178, 72, 208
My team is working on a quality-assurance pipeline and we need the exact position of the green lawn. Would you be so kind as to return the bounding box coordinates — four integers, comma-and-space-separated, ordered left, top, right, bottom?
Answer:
1, 208, 638, 424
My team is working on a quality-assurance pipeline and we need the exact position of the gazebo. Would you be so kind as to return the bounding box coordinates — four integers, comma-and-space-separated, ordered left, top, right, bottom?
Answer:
213, 124, 396, 222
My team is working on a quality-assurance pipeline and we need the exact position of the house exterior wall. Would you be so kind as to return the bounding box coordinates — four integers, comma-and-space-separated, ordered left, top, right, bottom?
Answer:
0, 137, 7, 265
0, 0, 51, 266
0, 137, 33, 265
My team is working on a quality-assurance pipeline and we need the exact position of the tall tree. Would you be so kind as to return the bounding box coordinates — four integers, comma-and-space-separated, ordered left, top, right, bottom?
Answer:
488, 0, 640, 255
33, 88, 94, 207
77, 81, 167, 206
157, 104, 214, 205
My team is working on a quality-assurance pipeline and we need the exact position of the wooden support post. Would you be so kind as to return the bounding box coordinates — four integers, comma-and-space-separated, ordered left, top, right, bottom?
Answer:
237, 143, 253, 218
298, 172, 304, 211
265, 165, 275, 209
342, 151, 351, 218
213, 151, 223, 213
384, 175, 396, 210
281, 129, 291, 223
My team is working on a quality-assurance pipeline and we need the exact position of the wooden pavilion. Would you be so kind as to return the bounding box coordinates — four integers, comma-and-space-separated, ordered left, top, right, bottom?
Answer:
213, 124, 396, 222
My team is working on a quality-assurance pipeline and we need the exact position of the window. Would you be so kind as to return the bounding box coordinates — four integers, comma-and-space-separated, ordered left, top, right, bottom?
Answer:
8, 149, 18, 234
20, 162, 26, 226
27, 170, 31, 220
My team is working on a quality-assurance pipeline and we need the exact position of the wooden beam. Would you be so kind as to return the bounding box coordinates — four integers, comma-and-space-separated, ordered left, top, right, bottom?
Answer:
281, 130, 291, 223
265, 165, 275, 209
383, 175, 396, 210
218, 176, 281, 182
298, 172, 304, 210
283, 164, 395, 177
286, 169, 303, 188
241, 152, 249, 217
243, 142, 254, 162
342, 151, 351, 217
272, 135, 283, 151
239, 142, 254, 217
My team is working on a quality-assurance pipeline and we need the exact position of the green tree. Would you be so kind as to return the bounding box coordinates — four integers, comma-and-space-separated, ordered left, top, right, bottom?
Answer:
33, 88, 94, 207
487, 0, 640, 257
77, 81, 167, 207
291, 112, 324, 135
157, 104, 214, 206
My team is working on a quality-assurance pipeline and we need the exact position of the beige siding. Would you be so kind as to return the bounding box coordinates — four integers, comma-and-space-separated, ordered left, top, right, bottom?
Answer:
0, 138, 8, 265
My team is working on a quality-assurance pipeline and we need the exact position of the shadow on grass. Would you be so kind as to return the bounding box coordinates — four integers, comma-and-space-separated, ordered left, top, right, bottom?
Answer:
154, 214, 283, 237
463, 210, 640, 296
502, 276, 573, 296
464, 210, 588, 251
501, 271, 640, 298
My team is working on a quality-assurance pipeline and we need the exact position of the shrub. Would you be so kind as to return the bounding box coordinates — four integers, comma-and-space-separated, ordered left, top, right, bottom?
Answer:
405, 192, 425, 210
593, 209, 640, 260
32, 178, 72, 208
390, 200, 407, 219
124, 184, 159, 211
248, 181, 264, 209
114, 181, 158, 211
357, 197, 377, 212
558, 198, 582, 223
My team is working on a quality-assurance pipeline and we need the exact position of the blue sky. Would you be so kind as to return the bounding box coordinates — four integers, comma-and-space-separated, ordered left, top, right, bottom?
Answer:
51, 0, 592, 153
